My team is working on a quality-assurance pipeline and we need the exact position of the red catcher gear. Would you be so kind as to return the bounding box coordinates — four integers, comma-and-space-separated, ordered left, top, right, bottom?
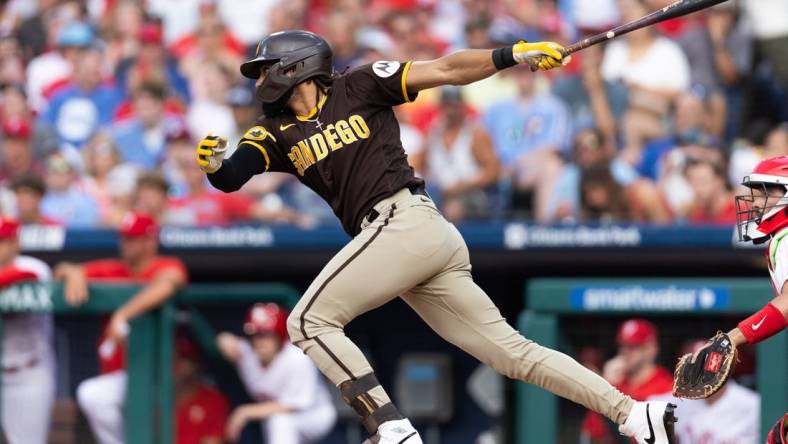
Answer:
736, 156, 788, 243
767, 412, 787, 444
243, 303, 289, 343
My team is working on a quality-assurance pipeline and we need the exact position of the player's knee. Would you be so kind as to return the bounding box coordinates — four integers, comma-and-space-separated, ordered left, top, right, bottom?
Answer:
266, 412, 297, 435
76, 378, 105, 413
286, 309, 304, 343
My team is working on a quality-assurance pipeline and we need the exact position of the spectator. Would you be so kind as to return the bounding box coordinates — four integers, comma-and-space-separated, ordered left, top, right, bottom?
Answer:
411, 87, 499, 222
548, 128, 672, 223
677, 2, 751, 140
43, 41, 124, 151
742, 0, 788, 95
0, 217, 55, 444
10, 175, 57, 225
459, 17, 519, 112
652, 340, 760, 444
216, 303, 336, 443
764, 123, 788, 159
111, 81, 171, 169
579, 160, 632, 223
581, 319, 673, 443
174, 336, 230, 444
0, 35, 26, 87
55, 212, 188, 444
185, 62, 236, 143
226, 85, 258, 147
0, 84, 58, 160
173, 2, 245, 81
135, 172, 170, 224
216, 0, 278, 47
102, 0, 145, 70
15, 0, 60, 59
0, 117, 45, 185
25, 14, 88, 112
116, 21, 190, 102
81, 132, 124, 220
684, 158, 736, 224
324, 10, 364, 72
602, 0, 691, 159
484, 67, 570, 221
40, 153, 100, 227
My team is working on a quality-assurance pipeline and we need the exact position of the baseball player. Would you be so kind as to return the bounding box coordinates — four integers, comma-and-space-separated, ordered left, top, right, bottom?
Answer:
0, 217, 55, 444
674, 156, 788, 400
54, 212, 188, 444
196, 30, 677, 444
217, 303, 336, 444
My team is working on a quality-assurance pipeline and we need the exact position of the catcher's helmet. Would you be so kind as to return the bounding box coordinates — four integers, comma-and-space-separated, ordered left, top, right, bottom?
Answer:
243, 303, 289, 344
766, 412, 788, 444
736, 156, 788, 243
241, 30, 333, 115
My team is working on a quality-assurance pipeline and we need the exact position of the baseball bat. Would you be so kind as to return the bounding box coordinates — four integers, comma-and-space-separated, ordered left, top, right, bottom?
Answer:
530, 0, 729, 69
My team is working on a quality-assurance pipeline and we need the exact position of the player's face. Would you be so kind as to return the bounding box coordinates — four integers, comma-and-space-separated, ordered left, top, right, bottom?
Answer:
0, 238, 19, 266
250, 333, 281, 364
255, 64, 274, 89
120, 235, 156, 264
751, 185, 785, 213
618, 341, 657, 375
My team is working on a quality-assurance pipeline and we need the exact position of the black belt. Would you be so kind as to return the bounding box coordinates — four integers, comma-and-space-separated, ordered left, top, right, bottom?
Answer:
366, 185, 429, 224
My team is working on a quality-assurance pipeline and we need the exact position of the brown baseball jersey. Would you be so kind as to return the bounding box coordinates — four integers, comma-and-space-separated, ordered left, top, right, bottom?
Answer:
218, 61, 424, 236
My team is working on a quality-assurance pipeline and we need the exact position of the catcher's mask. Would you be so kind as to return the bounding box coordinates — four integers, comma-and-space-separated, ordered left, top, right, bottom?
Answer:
735, 157, 788, 244
766, 413, 787, 444
241, 30, 334, 116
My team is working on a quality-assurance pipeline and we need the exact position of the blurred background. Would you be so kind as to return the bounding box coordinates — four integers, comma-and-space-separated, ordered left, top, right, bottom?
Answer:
0, 0, 786, 443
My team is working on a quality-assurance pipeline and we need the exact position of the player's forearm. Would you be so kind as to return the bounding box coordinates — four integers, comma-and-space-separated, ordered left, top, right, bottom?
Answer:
115, 275, 182, 321
207, 144, 264, 193
432, 50, 499, 86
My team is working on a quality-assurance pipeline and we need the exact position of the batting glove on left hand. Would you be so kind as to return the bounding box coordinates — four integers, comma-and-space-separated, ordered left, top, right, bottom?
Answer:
513, 41, 571, 71
196, 133, 229, 174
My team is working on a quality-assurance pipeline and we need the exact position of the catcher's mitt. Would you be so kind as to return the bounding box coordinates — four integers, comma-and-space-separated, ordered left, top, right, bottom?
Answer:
673, 331, 737, 399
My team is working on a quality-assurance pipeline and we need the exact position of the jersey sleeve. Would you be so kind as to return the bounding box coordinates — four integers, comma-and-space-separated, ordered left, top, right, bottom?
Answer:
151, 257, 189, 285
770, 234, 788, 293
346, 61, 418, 107
0, 256, 51, 288
237, 124, 288, 173
83, 259, 130, 279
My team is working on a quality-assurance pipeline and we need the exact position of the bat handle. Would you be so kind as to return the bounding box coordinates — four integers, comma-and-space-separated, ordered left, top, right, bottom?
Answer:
527, 47, 573, 72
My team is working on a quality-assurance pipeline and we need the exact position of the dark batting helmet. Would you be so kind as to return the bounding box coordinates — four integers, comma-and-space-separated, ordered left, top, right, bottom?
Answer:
241, 30, 333, 115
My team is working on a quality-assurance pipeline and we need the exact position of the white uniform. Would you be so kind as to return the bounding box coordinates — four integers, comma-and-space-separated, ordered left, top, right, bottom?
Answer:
76, 370, 127, 444
767, 226, 788, 293
235, 341, 337, 444
652, 381, 760, 444
1, 256, 55, 444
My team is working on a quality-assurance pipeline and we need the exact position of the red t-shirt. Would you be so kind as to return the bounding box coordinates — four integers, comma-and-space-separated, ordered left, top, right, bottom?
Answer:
167, 192, 255, 226
175, 386, 229, 444
84, 256, 188, 373
582, 366, 674, 440
688, 200, 737, 225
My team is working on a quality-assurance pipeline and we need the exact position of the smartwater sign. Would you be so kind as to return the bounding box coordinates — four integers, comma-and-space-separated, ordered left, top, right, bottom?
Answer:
570, 285, 730, 311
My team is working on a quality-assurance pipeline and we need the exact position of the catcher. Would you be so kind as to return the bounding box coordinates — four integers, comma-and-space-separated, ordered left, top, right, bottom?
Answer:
674, 156, 788, 399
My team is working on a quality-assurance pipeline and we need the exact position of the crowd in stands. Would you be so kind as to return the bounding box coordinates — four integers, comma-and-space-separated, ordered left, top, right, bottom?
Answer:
0, 0, 787, 228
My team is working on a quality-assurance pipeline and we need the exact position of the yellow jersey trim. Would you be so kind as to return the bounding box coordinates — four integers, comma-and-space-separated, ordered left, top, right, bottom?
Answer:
240, 140, 271, 172
296, 93, 328, 121
401, 61, 414, 103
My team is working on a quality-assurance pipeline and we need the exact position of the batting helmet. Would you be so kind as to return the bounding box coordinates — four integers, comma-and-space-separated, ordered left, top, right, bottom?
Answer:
767, 413, 788, 444
736, 156, 788, 244
243, 303, 289, 343
240, 30, 333, 116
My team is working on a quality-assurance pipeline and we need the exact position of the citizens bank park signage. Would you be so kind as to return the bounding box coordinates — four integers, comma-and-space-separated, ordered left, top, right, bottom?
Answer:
569, 285, 730, 311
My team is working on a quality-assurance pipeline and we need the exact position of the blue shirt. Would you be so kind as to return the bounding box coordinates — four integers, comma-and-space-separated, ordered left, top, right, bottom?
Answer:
43, 83, 124, 149
111, 119, 167, 169
41, 187, 100, 227
483, 94, 571, 166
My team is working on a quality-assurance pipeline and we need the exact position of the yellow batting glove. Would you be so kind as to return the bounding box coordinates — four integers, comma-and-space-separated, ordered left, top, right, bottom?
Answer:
196, 133, 228, 174
512, 41, 570, 71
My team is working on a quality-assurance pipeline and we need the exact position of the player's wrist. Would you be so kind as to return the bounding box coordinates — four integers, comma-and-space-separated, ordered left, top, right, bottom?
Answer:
737, 302, 788, 344
492, 46, 517, 70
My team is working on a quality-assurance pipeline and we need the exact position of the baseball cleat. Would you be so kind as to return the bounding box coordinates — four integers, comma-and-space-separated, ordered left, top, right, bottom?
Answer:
619, 401, 678, 444
362, 419, 423, 444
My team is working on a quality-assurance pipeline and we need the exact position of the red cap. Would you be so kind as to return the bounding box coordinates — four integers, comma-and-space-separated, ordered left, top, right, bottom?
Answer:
138, 23, 163, 44
175, 336, 201, 362
2, 118, 32, 139
616, 319, 658, 346
243, 303, 289, 343
119, 212, 158, 238
0, 217, 20, 240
